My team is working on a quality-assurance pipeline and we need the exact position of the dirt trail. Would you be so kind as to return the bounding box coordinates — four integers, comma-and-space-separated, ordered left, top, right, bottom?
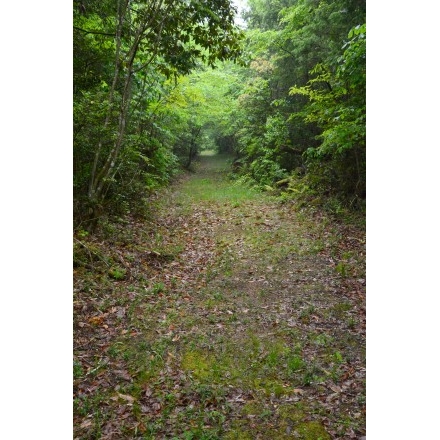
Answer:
74, 153, 366, 439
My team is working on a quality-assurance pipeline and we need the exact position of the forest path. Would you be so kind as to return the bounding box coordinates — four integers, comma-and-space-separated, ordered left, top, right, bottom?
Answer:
74, 152, 366, 439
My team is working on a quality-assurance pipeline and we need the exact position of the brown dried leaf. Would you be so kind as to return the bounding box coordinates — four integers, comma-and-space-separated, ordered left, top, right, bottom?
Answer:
118, 393, 135, 403
114, 370, 132, 381
144, 388, 153, 397
80, 419, 92, 429
328, 384, 342, 393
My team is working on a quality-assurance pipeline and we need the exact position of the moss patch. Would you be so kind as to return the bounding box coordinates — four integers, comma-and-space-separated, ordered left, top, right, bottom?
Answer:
181, 350, 213, 380
224, 403, 330, 440
223, 427, 254, 440
296, 421, 331, 439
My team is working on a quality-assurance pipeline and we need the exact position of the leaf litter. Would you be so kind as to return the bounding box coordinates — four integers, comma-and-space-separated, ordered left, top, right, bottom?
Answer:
74, 154, 365, 439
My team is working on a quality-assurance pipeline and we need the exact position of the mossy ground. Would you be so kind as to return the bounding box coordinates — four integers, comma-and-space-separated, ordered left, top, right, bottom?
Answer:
74, 153, 366, 439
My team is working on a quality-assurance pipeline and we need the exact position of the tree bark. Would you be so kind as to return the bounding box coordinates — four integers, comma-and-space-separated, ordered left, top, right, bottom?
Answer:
87, 0, 172, 208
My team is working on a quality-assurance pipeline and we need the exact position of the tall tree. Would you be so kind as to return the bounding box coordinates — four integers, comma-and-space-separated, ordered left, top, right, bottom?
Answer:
74, 0, 243, 226
222, 0, 366, 203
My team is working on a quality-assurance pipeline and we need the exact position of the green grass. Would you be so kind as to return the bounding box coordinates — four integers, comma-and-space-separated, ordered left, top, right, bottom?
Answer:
74, 153, 365, 439
180, 180, 259, 204
174, 154, 261, 204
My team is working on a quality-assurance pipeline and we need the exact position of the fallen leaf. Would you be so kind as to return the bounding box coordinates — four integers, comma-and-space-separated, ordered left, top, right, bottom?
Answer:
326, 393, 339, 402
88, 316, 104, 325
114, 370, 132, 381
80, 419, 92, 429
118, 393, 135, 403
329, 384, 342, 393
116, 307, 126, 318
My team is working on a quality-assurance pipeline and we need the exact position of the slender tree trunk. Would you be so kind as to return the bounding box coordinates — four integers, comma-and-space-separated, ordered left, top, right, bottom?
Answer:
186, 126, 202, 169
87, 0, 172, 210
88, 0, 128, 202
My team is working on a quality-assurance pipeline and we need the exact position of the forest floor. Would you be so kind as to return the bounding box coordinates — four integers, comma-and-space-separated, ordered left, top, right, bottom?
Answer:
74, 152, 366, 439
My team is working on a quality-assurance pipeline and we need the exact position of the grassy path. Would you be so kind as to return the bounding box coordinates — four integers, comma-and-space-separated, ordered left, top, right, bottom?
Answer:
74, 153, 366, 439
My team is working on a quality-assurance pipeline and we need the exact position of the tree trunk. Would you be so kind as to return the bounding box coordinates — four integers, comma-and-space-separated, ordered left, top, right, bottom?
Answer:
86, 0, 172, 221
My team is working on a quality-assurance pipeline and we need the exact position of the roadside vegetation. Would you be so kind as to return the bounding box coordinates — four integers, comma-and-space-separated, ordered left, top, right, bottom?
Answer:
74, 0, 365, 231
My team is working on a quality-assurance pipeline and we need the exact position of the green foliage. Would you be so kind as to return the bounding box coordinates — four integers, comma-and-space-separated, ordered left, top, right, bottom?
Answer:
74, 0, 245, 228
224, 0, 365, 206
249, 156, 288, 188
74, 0, 366, 230
245, 0, 295, 31
108, 267, 126, 280
287, 355, 305, 374
152, 282, 166, 294
289, 24, 366, 200
73, 360, 84, 379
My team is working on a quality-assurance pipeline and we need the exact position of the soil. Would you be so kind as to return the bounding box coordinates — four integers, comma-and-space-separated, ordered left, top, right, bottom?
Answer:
74, 153, 366, 439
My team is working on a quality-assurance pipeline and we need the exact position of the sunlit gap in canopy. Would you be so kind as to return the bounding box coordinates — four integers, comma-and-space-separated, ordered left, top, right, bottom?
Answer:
231, 0, 249, 28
